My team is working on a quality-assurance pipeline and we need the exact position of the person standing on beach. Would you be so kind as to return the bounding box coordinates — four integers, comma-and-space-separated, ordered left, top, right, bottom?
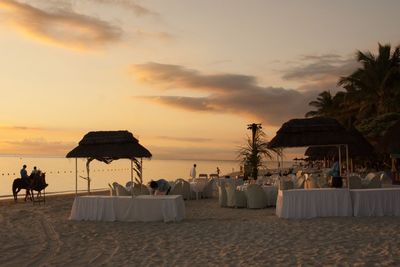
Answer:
190, 164, 197, 180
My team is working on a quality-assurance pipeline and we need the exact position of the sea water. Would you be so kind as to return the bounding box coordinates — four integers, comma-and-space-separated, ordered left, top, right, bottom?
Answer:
0, 156, 292, 198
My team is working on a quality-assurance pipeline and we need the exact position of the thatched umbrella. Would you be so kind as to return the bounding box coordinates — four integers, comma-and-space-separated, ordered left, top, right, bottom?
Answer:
268, 117, 354, 148
305, 127, 375, 160
66, 130, 152, 195
268, 117, 354, 181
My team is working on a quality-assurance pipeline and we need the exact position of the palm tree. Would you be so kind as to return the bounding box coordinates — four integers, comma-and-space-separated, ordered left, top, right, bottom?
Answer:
338, 43, 400, 116
305, 91, 335, 118
237, 123, 276, 179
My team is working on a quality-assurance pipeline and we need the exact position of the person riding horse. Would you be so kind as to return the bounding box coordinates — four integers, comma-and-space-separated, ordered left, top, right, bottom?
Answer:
13, 165, 48, 202
20, 165, 31, 186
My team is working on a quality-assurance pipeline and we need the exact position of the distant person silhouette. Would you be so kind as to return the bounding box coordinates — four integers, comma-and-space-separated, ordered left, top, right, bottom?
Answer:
31, 166, 38, 176
190, 164, 197, 179
20, 164, 29, 186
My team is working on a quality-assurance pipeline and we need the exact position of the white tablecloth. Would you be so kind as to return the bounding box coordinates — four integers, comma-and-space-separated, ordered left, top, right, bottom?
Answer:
69, 195, 185, 222
351, 188, 400, 216
276, 188, 353, 219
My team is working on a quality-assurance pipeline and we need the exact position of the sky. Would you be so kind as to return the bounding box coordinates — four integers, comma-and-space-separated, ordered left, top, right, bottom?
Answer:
0, 0, 399, 160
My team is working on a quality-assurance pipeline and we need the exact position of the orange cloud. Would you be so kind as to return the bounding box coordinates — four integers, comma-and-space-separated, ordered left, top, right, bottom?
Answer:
0, 0, 122, 51
131, 62, 318, 126
0, 138, 75, 156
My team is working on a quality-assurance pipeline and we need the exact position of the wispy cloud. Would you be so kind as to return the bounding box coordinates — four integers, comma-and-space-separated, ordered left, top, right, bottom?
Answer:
282, 53, 358, 84
156, 136, 213, 143
92, 0, 159, 17
0, 125, 43, 131
133, 29, 174, 42
131, 62, 318, 126
148, 145, 236, 160
0, 0, 122, 51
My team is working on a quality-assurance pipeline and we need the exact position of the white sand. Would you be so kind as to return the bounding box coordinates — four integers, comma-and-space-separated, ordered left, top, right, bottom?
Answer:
1, 193, 400, 266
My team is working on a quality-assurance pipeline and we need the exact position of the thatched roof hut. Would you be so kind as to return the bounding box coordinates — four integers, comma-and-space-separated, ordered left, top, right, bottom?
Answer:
268, 117, 353, 148
66, 130, 151, 194
66, 130, 152, 161
381, 120, 400, 155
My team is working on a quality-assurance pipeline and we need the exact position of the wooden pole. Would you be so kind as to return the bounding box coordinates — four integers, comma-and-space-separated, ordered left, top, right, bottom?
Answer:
140, 157, 143, 183
75, 158, 78, 196
131, 159, 134, 198
338, 145, 342, 177
86, 159, 91, 194
346, 144, 349, 188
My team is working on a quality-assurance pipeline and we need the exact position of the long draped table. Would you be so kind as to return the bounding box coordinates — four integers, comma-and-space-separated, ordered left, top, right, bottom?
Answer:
69, 195, 185, 222
351, 188, 400, 216
276, 188, 353, 219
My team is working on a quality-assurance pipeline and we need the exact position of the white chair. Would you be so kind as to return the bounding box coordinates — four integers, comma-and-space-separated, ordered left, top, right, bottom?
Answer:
380, 172, 392, 185
366, 175, 382, 188
108, 183, 116, 196
202, 179, 215, 198
225, 183, 246, 208
295, 176, 305, 189
181, 180, 192, 200
170, 180, 183, 196
133, 183, 150, 195
235, 178, 244, 186
348, 176, 363, 189
245, 184, 267, 209
365, 172, 377, 180
317, 174, 329, 188
218, 184, 227, 207
279, 178, 294, 190
304, 174, 318, 189
114, 183, 131, 196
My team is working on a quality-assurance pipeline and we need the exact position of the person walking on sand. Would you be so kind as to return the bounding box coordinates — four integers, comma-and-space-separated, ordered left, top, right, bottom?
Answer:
190, 164, 197, 180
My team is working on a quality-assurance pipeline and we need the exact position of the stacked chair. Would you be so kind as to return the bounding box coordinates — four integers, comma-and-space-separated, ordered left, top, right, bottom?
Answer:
133, 183, 150, 195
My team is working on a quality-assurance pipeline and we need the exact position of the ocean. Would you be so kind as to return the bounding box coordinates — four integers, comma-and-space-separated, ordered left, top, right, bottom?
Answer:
0, 156, 292, 198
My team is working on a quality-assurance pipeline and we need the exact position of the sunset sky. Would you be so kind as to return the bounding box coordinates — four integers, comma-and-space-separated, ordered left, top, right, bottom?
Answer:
0, 0, 399, 160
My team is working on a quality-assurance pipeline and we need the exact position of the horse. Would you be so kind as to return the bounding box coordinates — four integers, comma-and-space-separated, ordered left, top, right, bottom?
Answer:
12, 171, 48, 202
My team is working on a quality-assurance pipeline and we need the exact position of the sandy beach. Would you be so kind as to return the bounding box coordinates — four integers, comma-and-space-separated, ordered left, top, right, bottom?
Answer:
0, 193, 399, 266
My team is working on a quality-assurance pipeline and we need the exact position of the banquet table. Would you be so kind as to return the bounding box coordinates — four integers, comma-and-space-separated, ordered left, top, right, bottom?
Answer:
69, 195, 185, 222
351, 188, 400, 217
276, 188, 353, 219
